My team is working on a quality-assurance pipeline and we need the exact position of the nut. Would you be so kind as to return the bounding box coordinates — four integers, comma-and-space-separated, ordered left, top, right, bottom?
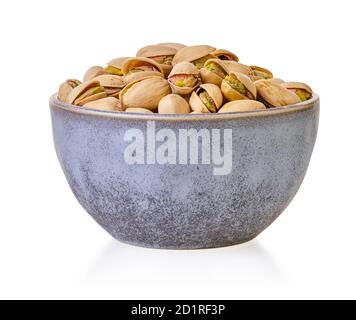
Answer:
221, 72, 257, 101
172, 45, 216, 69
250, 65, 273, 81
83, 66, 107, 82
158, 94, 191, 114
105, 57, 130, 75
91, 74, 125, 98
122, 57, 164, 76
189, 83, 223, 113
119, 76, 171, 110
67, 80, 107, 106
125, 108, 154, 114
218, 100, 266, 113
255, 79, 301, 107
280, 82, 313, 101
200, 59, 229, 87
168, 62, 201, 95
58, 79, 81, 102
137, 45, 178, 77
211, 49, 239, 62
83, 97, 120, 111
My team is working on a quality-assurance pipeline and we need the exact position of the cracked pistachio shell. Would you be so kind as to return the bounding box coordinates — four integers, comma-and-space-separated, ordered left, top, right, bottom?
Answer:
255, 79, 301, 107
189, 83, 223, 113
83, 66, 107, 82
218, 100, 266, 113
125, 108, 154, 114
223, 61, 253, 76
137, 45, 177, 77
168, 62, 201, 95
250, 65, 273, 81
221, 72, 257, 101
119, 76, 171, 110
91, 74, 125, 88
211, 49, 239, 62
172, 45, 216, 66
124, 70, 164, 85
106, 57, 130, 75
280, 82, 313, 101
267, 78, 285, 85
67, 80, 107, 106
200, 58, 229, 86
58, 79, 81, 102
158, 94, 191, 114
122, 57, 164, 76
157, 42, 186, 50
83, 97, 120, 111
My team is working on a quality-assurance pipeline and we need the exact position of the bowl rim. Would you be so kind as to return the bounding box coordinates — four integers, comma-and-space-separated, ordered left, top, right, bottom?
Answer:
49, 93, 319, 122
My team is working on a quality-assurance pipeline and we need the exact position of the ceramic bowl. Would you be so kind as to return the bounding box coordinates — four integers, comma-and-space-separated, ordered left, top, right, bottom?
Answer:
49, 94, 319, 249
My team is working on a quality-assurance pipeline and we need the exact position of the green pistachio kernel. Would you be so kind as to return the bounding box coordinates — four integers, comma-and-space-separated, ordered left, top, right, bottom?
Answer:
295, 89, 312, 101
105, 65, 123, 76
226, 74, 247, 96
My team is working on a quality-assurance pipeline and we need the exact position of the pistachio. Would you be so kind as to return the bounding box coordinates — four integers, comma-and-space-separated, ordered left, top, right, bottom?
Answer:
67, 80, 107, 106
255, 79, 301, 107
91, 74, 125, 98
200, 59, 229, 87
157, 42, 186, 50
105, 57, 130, 76
223, 61, 253, 76
124, 71, 164, 85
280, 82, 313, 101
250, 65, 273, 81
212, 49, 239, 62
218, 100, 266, 113
190, 111, 204, 114
172, 45, 216, 69
125, 108, 154, 114
119, 76, 171, 110
158, 94, 191, 114
267, 78, 285, 85
168, 62, 201, 95
83, 97, 120, 111
137, 45, 178, 77
221, 72, 257, 101
122, 57, 164, 76
58, 79, 81, 102
189, 83, 223, 113
83, 66, 107, 82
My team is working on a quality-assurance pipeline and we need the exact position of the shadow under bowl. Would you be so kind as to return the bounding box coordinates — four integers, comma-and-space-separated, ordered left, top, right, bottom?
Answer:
49, 94, 319, 249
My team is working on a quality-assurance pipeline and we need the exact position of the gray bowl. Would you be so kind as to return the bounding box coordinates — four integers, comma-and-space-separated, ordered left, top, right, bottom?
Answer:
49, 94, 319, 249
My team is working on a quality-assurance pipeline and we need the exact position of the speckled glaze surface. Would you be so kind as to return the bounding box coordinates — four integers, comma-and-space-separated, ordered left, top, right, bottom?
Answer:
49, 95, 319, 249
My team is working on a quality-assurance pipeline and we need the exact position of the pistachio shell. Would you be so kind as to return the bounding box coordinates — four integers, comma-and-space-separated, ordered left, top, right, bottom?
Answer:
168, 62, 201, 95
218, 100, 266, 113
122, 57, 164, 76
124, 71, 164, 85
280, 82, 313, 101
189, 83, 223, 113
221, 72, 257, 101
211, 49, 239, 62
67, 80, 106, 105
250, 65, 273, 81
255, 79, 301, 107
200, 59, 229, 86
190, 111, 203, 114
58, 79, 81, 102
107, 57, 131, 69
125, 108, 154, 114
91, 74, 125, 88
158, 94, 191, 114
119, 76, 171, 110
267, 78, 285, 85
157, 42, 186, 50
137, 45, 177, 58
83, 66, 107, 82
83, 97, 120, 111
137, 45, 177, 77
223, 61, 253, 75
172, 45, 216, 66
280, 82, 312, 94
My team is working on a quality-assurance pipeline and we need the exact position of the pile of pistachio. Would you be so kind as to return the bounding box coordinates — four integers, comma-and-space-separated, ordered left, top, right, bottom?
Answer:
58, 43, 313, 114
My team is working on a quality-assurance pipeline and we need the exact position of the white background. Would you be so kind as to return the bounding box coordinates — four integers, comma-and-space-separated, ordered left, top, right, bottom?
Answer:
0, 0, 355, 300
